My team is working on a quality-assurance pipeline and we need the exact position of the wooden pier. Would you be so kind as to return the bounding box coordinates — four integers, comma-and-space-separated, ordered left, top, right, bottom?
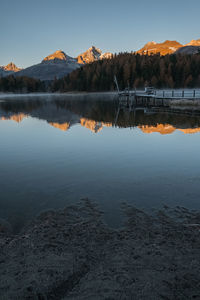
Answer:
118, 88, 200, 109
113, 77, 200, 122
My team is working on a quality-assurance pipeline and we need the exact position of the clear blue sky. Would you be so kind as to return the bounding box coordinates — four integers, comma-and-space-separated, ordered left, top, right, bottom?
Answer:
1, 0, 200, 68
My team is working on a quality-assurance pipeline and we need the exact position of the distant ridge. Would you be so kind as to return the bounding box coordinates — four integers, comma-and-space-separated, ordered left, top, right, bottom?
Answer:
137, 40, 183, 55
2, 38, 200, 81
15, 50, 79, 81
14, 47, 112, 81
137, 38, 200, 55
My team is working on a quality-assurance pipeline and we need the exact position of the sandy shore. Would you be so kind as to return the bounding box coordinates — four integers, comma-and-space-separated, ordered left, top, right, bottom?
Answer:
0, 199, 200, 299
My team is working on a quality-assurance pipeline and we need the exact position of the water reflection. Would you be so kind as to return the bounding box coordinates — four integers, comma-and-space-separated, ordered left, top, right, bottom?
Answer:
1, 96, 200, 134
1, 95, 200, 231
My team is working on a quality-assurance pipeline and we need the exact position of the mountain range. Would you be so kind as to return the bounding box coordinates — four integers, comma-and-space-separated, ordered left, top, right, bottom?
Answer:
1, 39, 200, 81
0, 47, 112, 81
136, 39, 200, 55
1, 112, 200, 135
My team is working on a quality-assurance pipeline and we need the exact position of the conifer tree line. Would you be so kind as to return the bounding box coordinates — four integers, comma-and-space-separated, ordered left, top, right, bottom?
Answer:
0, 76, 45, 93
52, 53, 200, 92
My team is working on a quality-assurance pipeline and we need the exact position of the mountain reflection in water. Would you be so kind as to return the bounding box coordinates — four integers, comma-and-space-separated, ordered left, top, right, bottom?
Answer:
1, 96, 200, 134
1, 95, 200, 232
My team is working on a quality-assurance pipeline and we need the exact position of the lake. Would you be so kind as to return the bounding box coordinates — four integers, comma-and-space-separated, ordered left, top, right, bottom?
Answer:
0, 93, 200, 231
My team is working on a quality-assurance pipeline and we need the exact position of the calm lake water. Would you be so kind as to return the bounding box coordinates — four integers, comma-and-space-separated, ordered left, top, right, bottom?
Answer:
1, 94, 200, 230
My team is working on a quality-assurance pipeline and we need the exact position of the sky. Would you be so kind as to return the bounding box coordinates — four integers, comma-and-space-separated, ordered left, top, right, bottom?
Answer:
1, 0, 200, 68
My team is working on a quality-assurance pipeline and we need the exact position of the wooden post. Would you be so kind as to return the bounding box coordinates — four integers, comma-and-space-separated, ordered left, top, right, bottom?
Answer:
114, 76, 120, 95
172, 91, 174, 97
193, 90, 196, 98
182, 90, 184, 98
163, 91, 165, 98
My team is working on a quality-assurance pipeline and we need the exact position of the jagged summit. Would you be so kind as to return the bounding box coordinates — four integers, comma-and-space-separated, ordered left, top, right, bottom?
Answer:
4, 62, 21, 72
77, 46, 102, 64
0, 62, 21, 77
77, 46, 112, 64
144, 41, 157, 47
90, 46, 102, 53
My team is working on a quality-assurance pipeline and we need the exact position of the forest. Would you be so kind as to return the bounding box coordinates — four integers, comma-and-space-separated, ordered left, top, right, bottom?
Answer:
51, 53, 200, 92
0, 75, 45, 93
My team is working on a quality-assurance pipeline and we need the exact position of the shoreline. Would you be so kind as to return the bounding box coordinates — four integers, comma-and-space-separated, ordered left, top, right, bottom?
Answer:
0, 200, 200, 299
1, 91, 200, 108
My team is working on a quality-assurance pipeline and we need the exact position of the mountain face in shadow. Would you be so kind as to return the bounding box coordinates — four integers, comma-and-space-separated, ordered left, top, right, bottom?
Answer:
14, 47, 112, 81
15, 50, 80, 81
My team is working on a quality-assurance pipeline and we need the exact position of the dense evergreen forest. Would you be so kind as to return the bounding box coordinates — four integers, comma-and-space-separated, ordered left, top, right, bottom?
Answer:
0, 76, 45, 93
51, 53, 200, 92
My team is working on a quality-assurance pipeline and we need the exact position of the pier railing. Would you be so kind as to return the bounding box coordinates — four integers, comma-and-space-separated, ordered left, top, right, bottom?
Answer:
153, 89, 200, 99
119, 89, 200, 99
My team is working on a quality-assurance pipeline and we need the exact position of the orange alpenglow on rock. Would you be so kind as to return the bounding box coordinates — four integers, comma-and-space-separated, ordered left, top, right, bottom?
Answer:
77, 46, 112, 64
178, 128, 200, 134
185, 39, 200, 46
139, 124, 200, 135
80, 118, 112, 133
3, 62, 21, 72
1, 114, 27, 123
43, 50, 68, 62
80, 118, 103, 133
49, 122, 70, 131
137, 40, 183, 56
48, 119, 112, 133
139, 124, 176, 135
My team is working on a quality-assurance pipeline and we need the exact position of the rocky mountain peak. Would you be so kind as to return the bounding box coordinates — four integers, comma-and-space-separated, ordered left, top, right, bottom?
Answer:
144, 41, 157, 47
89, 46, 102, 55
77, 46, 103, 64
77, 46, 112, 64
42, 50, 76, 64
4, 62, 21, 72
